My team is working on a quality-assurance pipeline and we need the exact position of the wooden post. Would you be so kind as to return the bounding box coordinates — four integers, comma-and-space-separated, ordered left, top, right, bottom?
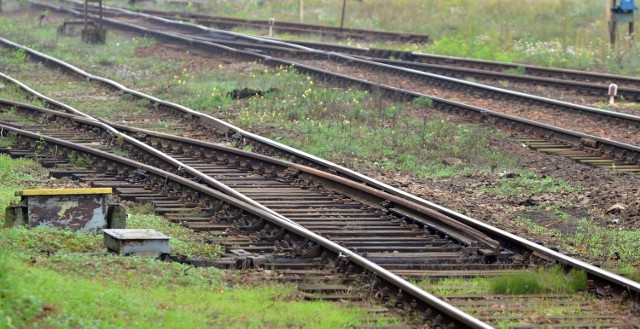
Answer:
299, 0, 304, 23
340, 0, 347, 30
609, 0, 616, 46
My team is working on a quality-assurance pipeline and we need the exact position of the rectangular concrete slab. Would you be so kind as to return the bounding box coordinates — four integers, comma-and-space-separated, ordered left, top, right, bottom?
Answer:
103, 229, 170, 257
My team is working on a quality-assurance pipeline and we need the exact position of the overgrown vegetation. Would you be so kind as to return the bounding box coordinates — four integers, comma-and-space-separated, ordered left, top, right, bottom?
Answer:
0, 248, 376, 328
0, 155, 48, 226
513, 209, 640, 272
415, 269, 601, 327
232, 66, 515, 177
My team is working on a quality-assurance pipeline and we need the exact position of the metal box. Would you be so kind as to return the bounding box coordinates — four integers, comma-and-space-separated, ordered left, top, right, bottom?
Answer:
614, 11, 635, 23
619, 0, 637, 11
103, 229, 170, 257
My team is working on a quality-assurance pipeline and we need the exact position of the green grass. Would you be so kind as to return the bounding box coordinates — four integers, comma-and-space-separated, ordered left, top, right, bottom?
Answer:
416, 267, 587, 296
570, 218, 640, 269
417, 277, 491, 295
233, 66, 516, 178
0, 250, 372, 329
127, 205, 222, 258
490, 266, 587, 295
0, 47, 186, 134
0, 75, 38, 106
509, 210, 640, 273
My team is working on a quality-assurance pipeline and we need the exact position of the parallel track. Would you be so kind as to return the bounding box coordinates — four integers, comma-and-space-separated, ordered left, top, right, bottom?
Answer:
29, 1, 640, 177
75, 1, 640, 100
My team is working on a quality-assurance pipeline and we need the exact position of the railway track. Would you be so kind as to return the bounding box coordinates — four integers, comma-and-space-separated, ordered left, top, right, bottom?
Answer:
1, 92, 638, 327
70, 0, 640, 104
1, 16, 640, 328
26, 1, 640, 179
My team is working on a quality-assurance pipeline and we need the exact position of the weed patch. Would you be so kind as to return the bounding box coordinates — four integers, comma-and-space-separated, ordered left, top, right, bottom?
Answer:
490, 266, 586, 294
484, 171, 582, 196
234, 67, 515, 178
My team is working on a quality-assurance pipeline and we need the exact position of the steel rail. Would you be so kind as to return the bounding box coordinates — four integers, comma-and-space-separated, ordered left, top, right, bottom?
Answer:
0, 114, 492, 329
13, 5, 640, 304
99, 121, 501, 254
267, 39, 640, 89
364, 57, 640, 102
59, 0, 315, 52
27, 4, 640, 164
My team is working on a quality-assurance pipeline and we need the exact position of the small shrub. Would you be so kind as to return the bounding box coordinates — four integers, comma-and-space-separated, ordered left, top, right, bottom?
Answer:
411, 96, 434, 108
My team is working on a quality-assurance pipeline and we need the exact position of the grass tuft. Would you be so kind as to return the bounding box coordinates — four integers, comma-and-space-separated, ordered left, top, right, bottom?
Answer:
490, 266, 587, 294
